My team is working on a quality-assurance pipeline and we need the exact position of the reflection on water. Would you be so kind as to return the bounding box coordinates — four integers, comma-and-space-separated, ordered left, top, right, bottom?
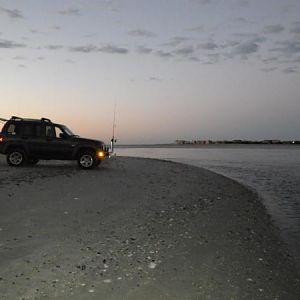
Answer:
116, 146, 300, 265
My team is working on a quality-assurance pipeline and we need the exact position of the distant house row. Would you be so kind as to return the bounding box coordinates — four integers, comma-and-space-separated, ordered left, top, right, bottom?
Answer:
175, 139, 300, 145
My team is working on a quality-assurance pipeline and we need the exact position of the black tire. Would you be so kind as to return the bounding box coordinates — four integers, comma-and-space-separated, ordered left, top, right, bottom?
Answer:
77, 151, 96, 169
28, 158, 39, 165
6, 149, 27, 167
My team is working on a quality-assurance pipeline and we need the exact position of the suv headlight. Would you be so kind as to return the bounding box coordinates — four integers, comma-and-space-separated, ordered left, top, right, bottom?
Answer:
97, 151, 105, 158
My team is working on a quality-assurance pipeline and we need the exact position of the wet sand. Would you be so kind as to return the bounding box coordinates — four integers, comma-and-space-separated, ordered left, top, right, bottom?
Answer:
0, 156, 299, 299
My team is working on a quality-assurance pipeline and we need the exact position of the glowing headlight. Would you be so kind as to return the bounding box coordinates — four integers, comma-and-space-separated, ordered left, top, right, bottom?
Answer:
98, 151, 105, 158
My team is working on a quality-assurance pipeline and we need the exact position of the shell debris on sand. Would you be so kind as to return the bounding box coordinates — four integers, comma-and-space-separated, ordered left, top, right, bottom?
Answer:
148, 262, 157, 269
103, 279, 112, 283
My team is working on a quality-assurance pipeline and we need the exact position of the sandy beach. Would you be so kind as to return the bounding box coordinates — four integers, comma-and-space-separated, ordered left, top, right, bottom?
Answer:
0, 156, 299, 299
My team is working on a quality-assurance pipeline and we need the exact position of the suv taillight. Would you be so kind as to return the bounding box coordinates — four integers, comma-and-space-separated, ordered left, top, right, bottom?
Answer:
0, 136, 4, 143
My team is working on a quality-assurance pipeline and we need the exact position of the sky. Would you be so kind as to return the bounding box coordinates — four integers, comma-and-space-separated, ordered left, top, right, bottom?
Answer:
0, 0, 299, 144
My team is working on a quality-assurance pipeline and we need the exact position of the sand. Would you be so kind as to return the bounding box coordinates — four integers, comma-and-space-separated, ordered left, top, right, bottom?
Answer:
0, 156, 299, 299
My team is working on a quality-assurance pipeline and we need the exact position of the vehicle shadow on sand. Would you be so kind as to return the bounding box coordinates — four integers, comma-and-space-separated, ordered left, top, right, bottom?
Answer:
0, 159, 113, 187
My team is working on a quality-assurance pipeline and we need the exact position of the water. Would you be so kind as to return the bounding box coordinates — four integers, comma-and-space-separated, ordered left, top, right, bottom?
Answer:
116, 145, 300, 265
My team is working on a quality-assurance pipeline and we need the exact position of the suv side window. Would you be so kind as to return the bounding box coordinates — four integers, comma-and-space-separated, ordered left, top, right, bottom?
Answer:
45, 125, 55, 138
45, 125, 64, 138
6, 123, 19, 135
55, 126, 64, 138
20, 123, 44, 138
22, 123, 36, 137
36, 125, 43, 137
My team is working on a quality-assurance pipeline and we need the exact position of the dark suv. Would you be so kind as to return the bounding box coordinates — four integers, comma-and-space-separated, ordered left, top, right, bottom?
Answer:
0, 116, 110, 169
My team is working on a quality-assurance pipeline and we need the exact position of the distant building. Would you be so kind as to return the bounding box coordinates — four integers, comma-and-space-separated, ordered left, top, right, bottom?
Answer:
175, 140, 189, 145
175, 138, 298, 145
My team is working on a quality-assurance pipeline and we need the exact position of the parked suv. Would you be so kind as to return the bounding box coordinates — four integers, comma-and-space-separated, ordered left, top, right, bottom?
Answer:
0, 116, 110, 169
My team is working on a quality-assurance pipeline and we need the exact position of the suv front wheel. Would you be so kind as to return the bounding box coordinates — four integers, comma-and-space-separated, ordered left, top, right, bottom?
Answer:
77, 151, 97, 169
7, 149, 27, 167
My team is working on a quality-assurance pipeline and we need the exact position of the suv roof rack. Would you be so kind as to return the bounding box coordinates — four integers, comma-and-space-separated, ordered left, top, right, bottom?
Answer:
41, 117, 52, 123
11, 116, 23, 121
9, 116, 52, 123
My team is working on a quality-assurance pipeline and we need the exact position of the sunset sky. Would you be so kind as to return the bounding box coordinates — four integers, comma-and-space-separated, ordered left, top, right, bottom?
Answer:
1, 0, 299, 144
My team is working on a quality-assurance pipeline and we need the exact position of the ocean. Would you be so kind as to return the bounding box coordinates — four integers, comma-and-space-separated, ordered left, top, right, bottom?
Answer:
116, 145, 300, 267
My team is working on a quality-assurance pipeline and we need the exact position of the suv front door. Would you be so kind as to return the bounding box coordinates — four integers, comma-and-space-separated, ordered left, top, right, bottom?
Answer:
44, 125, 73, 159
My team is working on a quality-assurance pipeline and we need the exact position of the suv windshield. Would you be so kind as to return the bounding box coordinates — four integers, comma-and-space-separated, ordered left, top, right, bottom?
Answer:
61, 125, 75, 136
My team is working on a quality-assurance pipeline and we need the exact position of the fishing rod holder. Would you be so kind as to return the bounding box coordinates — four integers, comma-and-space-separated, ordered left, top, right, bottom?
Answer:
110, 138, 117, 155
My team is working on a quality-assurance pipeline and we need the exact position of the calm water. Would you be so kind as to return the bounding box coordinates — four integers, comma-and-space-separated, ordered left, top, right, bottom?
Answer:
116, 145, 300, 265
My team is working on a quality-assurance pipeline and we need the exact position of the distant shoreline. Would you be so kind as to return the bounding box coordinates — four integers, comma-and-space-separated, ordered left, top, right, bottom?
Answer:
116, 143, 300, 149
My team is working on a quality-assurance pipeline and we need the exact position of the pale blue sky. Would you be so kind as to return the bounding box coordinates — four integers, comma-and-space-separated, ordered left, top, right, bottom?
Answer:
0, 0, 299, 143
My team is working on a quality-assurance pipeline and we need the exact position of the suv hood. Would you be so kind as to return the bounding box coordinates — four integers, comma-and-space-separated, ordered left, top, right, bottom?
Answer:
72, 136, 105, 146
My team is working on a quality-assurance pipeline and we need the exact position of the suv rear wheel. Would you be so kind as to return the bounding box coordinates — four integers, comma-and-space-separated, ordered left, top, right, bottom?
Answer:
7, 149, 27, 167
78, 151, 96, 169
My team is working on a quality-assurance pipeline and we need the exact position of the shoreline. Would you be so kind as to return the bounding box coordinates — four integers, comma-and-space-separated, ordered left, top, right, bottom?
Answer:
0, 156, 299, 299
115, 143, 300, 149
116, 146, 300, 271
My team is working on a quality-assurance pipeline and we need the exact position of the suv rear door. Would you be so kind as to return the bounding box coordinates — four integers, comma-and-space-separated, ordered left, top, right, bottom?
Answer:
20, 122, 45, 157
